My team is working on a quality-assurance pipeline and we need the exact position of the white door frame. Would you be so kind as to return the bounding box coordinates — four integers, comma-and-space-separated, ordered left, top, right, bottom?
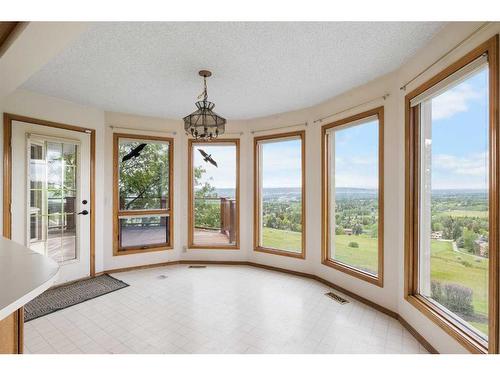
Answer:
3, 113, 96, 278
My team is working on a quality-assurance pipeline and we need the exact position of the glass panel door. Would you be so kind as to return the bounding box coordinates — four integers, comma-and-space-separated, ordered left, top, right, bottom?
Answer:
28, 137, 79, 263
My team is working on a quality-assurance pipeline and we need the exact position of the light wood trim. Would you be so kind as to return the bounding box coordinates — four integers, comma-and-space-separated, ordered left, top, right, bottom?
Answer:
404, 35, 499, 354
112, 133, 174, 256
253, 130, 306, 259
90, 130, 95, 277
187, 138, 240, 250
17, 308, 23, 354
101, 259, 437, 354
321, 107, 384, 287
0, 309, 23, 354
112, 133, 175, 142
3, 114, 13, 239
2, 113, 96, 277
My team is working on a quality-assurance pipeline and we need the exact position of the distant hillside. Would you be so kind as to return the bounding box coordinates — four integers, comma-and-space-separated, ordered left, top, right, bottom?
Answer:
200, 187, 487, 201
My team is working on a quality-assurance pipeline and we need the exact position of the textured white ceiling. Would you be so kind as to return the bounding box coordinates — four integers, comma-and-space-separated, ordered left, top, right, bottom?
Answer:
22, 22, 444, 119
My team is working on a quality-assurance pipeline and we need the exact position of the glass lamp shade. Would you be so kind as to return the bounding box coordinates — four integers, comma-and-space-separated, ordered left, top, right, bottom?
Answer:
183, 100, 226, 140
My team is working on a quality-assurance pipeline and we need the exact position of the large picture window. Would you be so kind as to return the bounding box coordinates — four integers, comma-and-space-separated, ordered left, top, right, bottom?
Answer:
322, 107, 384, 286
405, 36, 499, 353
188, 139, 239, 249
113, 133, 173, 255
254, 131, 305, 258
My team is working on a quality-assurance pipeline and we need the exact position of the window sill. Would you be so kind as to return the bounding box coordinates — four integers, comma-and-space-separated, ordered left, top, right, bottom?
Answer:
321, 258, 383, 287
114, 245, 173, 256
405, 294, 488, 354
254, 246, 305, 259
188, 244, 240, 250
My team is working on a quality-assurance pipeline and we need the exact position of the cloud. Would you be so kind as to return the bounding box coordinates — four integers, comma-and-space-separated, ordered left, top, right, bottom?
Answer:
433, 152, 487, 177
348, 156, 377, 166
334, 155, 378, 189
334, 172, 378, 189
432, 82, 483, 120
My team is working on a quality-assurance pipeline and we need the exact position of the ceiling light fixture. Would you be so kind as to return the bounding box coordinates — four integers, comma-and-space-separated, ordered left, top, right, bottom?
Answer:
183, 70, 226, 141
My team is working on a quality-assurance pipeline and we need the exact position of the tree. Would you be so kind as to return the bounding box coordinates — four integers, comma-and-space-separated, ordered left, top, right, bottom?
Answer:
193, 166, 220, 229
335, 225, 344, 235
353, 223, 363, 235
119, 142, 169, 210
194, 166, 216, 198
462, 228, 477, 253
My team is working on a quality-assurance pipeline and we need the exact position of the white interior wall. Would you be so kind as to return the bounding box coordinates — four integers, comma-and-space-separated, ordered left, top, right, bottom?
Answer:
0, 89, 107, 274
1, 21, 499, 353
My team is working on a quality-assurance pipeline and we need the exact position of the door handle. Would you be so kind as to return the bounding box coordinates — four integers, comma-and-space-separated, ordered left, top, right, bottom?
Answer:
77, 210, 89, 215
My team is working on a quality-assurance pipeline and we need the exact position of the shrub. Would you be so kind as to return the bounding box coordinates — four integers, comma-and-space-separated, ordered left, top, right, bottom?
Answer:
431, 280, 474, 317
348, 242, 359, 248
431, 280, 443, 302
461, 260, 472, 268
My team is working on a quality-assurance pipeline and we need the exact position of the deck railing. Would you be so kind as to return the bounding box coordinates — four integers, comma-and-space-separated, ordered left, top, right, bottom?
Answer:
194, 197, 236, 242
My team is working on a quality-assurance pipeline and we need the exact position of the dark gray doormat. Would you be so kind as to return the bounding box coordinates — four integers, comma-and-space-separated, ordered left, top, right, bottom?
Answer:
24, 274, 129, 322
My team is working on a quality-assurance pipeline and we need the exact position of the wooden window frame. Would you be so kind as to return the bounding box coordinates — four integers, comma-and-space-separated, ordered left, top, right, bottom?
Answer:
321, 107, 384, 287
404, 35, 499, 354
188, 138, 240, 250
253, 130, 306, 259
112, 133, 174, 256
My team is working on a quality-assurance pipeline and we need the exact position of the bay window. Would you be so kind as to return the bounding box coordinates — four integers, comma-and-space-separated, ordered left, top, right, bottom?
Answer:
321, 107, 384, 286
405, 36, 499, 353
113, 133, 173, 255
254, 131, 305, 258
188, 139, 240, 249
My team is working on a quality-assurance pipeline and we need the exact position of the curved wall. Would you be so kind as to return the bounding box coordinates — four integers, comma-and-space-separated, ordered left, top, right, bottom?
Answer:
1, 21, 499, 353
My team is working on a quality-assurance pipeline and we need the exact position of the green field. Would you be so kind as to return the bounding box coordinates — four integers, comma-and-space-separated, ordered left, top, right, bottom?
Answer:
262, 227, 302, 253
334, 235, 378, 275
430, 240, 488, 334
262, 227, 488, 335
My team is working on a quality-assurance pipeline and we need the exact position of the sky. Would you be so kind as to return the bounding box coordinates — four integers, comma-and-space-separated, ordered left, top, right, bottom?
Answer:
194, 144, 236, 189
430, 67, 489, 190
261, 138, 301, 188
332, 65, 489, 190
193, 67, 489, 191
334, 119, 379, 189
194, 139, 303, 189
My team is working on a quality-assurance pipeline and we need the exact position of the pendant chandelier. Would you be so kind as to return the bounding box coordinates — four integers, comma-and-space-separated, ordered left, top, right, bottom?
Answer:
183, 70, 226, 141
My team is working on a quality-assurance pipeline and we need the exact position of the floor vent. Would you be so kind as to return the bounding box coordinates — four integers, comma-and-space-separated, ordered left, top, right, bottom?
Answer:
325, 292, 349, 304
188, 265, 207, 268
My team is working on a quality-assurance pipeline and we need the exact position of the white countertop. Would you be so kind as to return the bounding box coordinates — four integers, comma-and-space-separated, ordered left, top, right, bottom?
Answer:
0, 237, 59, 321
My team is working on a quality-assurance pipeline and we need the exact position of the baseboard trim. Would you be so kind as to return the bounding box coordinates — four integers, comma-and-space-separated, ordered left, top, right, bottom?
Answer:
398, 316, 439, 354
102, 259, 438, 354
98, 260, 181, 275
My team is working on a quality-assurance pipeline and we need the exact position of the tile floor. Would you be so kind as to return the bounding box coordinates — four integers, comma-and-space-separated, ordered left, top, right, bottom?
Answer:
24, 265, 428, 354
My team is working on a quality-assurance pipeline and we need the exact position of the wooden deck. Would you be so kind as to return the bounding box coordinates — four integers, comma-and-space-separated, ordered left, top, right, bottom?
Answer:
30, 235, 76, 263
194, 228, 233, 246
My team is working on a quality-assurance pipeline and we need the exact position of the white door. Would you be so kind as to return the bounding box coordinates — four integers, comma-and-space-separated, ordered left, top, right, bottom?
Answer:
11, 120, 91, 284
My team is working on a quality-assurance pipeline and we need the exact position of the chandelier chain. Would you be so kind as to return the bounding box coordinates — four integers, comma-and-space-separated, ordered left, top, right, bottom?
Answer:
197, 76, 208, 101
184, 69, 226, 141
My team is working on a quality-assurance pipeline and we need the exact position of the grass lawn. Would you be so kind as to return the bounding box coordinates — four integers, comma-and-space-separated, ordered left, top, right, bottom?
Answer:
334, 235, 378, 275
262, 227, 302, 253
430, 240, 488, 335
